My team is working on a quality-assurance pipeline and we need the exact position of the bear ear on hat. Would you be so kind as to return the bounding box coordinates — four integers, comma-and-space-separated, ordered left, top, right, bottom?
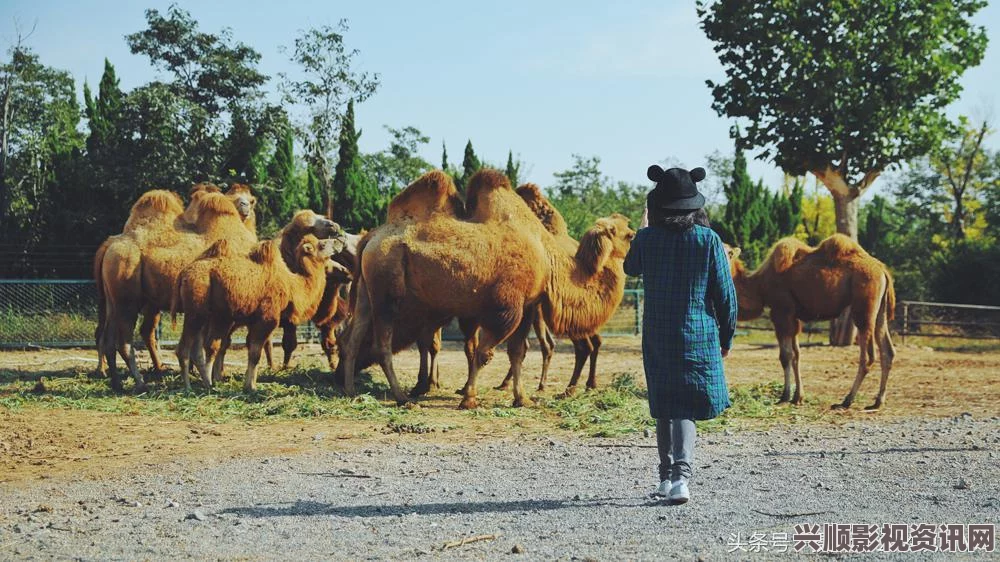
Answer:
689, 167, 706, 183
647, 165, 665, 182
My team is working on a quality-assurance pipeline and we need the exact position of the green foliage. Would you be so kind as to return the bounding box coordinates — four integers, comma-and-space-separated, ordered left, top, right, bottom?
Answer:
712, 145, 801, 267
280, 21, 380, 217
364, 125, 432, 198
125, 5, 268, 117
332, 100, 382, 230
454, 140, 481, 192
699, 0, 988, 181
548, 155, 645, 239
504, 150, 521, 187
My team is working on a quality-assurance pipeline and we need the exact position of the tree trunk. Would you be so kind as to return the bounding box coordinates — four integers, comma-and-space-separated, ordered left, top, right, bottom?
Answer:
829, 190, 860, 346
952, 195, 966, 239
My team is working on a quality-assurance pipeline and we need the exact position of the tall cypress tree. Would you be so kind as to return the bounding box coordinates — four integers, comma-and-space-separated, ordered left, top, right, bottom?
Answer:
331, 100, 381, 230
455, 139, 481, 191
441, 140, 448, 170
505, 150, 520, 187
84, 59, 124, 159
268, 127, 300, 217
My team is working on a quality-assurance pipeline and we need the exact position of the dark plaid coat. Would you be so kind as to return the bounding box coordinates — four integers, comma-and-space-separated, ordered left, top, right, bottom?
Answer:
623, 224, 737, 420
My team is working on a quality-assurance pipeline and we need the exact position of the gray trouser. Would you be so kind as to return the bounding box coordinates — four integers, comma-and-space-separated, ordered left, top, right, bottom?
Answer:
656, 418, 695, 482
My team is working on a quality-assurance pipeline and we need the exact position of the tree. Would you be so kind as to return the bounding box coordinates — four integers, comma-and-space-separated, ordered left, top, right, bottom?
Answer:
698, 0, 988, 240
267, 126, 301, 218
455, 140, 481, 192
505, 150, 521, 187
125, 5, 267, 117
713, 144, 801, 267
83, 59, 123, 161
699, 0, 988, 344
364, 125, 432, 197
331, 100, 381, 230
930, 117, 994, 240
549, 155, 645, 239
280, 21, 379, 217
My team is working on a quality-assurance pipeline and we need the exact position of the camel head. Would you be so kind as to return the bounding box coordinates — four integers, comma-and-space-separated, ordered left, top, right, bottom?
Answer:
721, 243, 764, 320
225, 184, 257, 221
189, 182, 222, 197
296, 234, 341, 267
577, 213, 635, 276
287, 209, 345, 241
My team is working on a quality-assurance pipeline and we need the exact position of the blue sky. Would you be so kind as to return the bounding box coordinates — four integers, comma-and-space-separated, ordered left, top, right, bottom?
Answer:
3, 0, 998, 200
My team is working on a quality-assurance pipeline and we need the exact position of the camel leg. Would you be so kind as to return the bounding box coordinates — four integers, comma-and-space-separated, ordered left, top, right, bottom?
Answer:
866, 285, 896, 410
455, 318, 482, 393
412, 327, 436, 398
563, 337, 592, 397
585, 333, 602, 390
108, 308, 146, 393
429, 327, 442, 389
777, 334, 795, 404
214, 333, 233, 385
535, 316, 555, 391
339, 280, 373, 397
370, 301, 411, 406
280, 320, 296, 369
95, 321, 107, 376
243, 321, 277, 393
319, 324, 337, 370
176, 314, 197, 391
790, 334, 803, 404
264, 337, 275, 371
139, 309, 165, 373
506, 310, 536, 408
835, 326, 872, 410
460, 317, 516, 410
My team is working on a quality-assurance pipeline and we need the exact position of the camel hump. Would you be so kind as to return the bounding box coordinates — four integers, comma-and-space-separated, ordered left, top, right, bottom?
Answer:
189, 182, 221, 196
767, 237, 812, 274
126, 190, 184, 227
192, 192, 241, 221
517, 183, 569, 236
387, 170, 463, 223
816, 234, 865, 261
465, 169, 513, 217
201, 239, 231, 259
249, 240, 280, 264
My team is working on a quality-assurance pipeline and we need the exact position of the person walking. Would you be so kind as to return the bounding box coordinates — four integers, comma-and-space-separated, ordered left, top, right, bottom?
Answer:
623, 165, 738, 505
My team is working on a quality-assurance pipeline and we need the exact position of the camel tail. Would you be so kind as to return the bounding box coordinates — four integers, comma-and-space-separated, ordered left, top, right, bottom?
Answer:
884, 271, 896, 321
170, 276, 182, 330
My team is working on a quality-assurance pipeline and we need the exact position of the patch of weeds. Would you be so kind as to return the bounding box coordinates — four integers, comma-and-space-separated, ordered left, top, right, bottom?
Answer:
542, 372, 653, 437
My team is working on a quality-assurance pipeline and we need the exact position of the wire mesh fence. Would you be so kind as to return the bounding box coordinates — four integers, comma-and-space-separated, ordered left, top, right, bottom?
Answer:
2, 280, 998, 349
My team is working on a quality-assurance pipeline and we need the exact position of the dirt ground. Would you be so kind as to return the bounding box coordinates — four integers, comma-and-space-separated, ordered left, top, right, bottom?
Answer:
1, 337, 998, 489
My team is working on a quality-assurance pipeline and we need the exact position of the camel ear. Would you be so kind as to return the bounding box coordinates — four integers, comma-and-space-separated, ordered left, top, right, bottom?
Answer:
647, 165, 665, 182
303, 242, 315, 254
689, 167, 706, 182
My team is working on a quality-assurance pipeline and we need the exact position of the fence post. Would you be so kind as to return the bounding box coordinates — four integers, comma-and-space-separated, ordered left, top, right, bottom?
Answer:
901, 302, 908, 344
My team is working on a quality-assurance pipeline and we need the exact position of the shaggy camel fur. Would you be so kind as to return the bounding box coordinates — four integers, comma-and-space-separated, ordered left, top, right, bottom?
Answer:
99, 188, 258, 391
726, 235, 897, 409
172, 210, 343, 386
95, 184, 258, 376
339, 169, 552, 408
178, 235, 338, 391
494, 184, 634, 395
276, 231, 359, 370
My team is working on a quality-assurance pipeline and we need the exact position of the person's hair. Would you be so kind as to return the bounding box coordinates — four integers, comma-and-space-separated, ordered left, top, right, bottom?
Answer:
649, 207, 710, 231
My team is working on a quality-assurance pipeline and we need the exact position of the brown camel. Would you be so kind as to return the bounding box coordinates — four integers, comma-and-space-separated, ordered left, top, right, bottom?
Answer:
339, 169, 552, 408
172, 210, 343, 387
726, 235, 897, 410
277, 231, 360, 370
98, 187, 258, 391
494, 185, 633, 395
179, 234, 338, 391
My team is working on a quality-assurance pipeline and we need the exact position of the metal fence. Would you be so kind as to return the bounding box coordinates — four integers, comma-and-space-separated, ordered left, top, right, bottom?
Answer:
1, 280, 998, 349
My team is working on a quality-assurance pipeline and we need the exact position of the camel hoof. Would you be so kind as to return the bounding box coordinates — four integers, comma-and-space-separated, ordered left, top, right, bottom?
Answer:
399, 399, 418, 409
559, 386, 578, 399
536, 384, 546, 392
458, 397, 479, 410
586, 384, 597, 391
410, 384, 430, 398
791, 397, 803, 406
512, 397, 533, 408
134, 383, 149, 394
864, 402, 882, 411
494, 382, 512, 391
830, 402, 850, 410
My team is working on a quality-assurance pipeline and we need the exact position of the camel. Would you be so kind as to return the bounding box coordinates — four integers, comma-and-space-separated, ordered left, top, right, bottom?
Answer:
172, 210, 343, 387
496, 184, 633, 395
725, 234, 897, 409
178, 234, 339, 391
98, 187, 259, 391
276, 231, 360, 370
339, 169, 553, 408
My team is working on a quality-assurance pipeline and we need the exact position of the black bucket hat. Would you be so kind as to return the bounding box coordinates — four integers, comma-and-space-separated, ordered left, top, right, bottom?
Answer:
646, 165, 706, 210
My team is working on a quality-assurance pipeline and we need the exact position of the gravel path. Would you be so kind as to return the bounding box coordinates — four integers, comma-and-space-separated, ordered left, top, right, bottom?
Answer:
1, 416, 997, 560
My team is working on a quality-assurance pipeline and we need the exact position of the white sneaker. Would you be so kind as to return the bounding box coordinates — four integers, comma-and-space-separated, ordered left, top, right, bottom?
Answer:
655, 479, 671, 497
668, 479, 690, 504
